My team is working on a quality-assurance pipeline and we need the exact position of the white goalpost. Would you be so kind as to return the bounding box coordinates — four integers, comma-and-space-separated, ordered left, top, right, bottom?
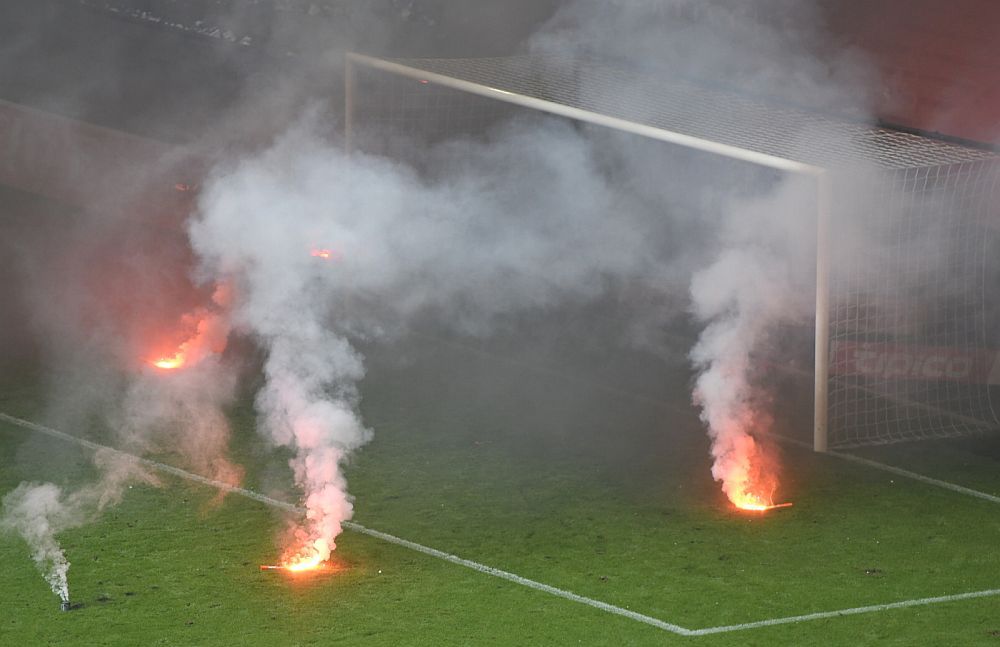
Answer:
343, 52, 1000, 452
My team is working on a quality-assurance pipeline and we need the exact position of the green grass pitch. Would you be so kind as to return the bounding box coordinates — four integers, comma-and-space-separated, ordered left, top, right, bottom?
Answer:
2, 335, 1000, 645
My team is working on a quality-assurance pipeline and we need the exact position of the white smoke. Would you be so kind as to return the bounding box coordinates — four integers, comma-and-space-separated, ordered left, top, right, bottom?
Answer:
2, 2, 894, 588
689, 173, 820, 505
2, 483, 77, 603
111, 282, 241, 490
531, 1, 882, 507
1, 450, 159, 603
114, 357, 242, 488
188, 113, 688, 561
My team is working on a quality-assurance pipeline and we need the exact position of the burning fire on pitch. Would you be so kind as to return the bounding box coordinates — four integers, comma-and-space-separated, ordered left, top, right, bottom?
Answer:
698, 396, 793, 513
144, 237, 363, 574
689, 292, 794, 514
148, 282, 233, 371
713, 427, 792, 512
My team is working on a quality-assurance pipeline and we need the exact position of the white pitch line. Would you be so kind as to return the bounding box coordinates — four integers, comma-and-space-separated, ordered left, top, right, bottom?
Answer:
433, 336, 1000, 507
340, 522, 692, 635
688, 588, 1000, 635
829, 451, 1000, 505
769, 431, 1000, 505
0, 411, 692, 636
4, 410, 998, 637
427, 338, 1000, 504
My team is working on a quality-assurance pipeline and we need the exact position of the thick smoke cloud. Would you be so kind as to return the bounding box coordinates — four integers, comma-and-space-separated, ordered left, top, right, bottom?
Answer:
532, 0, 876, 119
531, 0, 880, 505
688, 174, 818, 506
188, 113, 688, 561
3, 0, 908, 595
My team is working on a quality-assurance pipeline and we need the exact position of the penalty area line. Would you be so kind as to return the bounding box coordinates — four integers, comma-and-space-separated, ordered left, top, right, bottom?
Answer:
769, 431, 1000, 506
688, 588, 1000, 635
0, 411, 692, 636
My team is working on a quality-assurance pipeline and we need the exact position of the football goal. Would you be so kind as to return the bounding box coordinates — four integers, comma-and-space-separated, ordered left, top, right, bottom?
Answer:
343, 52, 1000, 451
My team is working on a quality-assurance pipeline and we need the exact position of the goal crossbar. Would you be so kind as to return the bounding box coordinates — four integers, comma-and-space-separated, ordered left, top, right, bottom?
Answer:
344, 52, 1000, 452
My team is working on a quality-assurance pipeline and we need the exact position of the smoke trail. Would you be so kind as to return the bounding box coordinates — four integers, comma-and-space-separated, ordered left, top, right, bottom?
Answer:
532, 0, 881, 509
188, 111, 682, 562
110, 281, 243, 490
255, 308, 371, 565
2, 483, 76, 603
689, 175, 816, 508
1, 450, 159, 604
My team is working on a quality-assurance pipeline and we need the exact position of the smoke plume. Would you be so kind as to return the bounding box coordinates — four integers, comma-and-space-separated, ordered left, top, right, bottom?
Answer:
187, 112, 693, 560
1, 450, 159, 604
1, 2, 902, 591
2, 483, 78, 603
688, 175, 818, 507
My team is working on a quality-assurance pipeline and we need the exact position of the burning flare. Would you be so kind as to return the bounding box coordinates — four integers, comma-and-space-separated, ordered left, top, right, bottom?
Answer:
711, 429, 792, 512
259, 556, 325, 573
147, 282, 233, 371
151, 356, 185, 370
260, 547, 343, 574
309, 247, 340, 261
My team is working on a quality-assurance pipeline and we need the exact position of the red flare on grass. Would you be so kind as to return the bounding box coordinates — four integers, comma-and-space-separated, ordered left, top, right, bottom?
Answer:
309, 248, 341, 261
259, 558, 343, 575
151, 355, 185, 370
732, 498, 794, 512
146, 282, 232, 371
712, 426, 792, 513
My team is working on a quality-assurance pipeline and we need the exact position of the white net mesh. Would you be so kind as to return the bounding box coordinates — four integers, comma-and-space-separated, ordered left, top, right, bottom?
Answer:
827, 162, 1000, 446
346, 53, 1000, 449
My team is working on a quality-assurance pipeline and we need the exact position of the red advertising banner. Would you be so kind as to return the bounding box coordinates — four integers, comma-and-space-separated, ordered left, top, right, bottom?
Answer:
831, 340, 1000, 385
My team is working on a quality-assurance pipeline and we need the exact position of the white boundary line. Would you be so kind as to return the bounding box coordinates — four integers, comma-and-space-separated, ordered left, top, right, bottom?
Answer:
3, 410, 999, 636
0, 412, 691, 636
831, 451, 1000, 505
339, 523, 691, 635
769, 432, 1000, 505
426, 336, 1000, 507
688, 588, 1000, 636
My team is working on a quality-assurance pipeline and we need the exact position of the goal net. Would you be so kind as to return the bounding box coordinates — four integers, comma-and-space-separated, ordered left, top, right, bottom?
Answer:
828, 161, 1000, 447
344, 52, 1000, 450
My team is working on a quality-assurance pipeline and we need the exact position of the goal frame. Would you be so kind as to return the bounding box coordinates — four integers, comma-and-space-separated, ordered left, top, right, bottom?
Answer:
344, 51, 867, 454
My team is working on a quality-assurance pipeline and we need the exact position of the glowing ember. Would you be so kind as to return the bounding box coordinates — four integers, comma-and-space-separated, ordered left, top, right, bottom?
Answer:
145, 282, 233, 372
259, 556, 336, 574
275, 537, 331, 573
150, 355, 185, 370
309, 248, 339, 260
284, 555, 325, 572
731, 495, 794, 512
707, 425, 793, 513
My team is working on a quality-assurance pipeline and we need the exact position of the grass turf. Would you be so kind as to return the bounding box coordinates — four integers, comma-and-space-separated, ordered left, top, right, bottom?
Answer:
2, 335, 1000, 645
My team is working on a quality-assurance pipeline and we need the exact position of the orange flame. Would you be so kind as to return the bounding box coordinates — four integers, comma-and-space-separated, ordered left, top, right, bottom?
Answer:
278, 538, 329, 571
259, 559, 339, 574
309, 248, 341, 261
714, 430, 792, 513
283, 554, 326, 572
260, 548, 338, 574
146, 282, 232, 372
151, 355, 185, 370
731, 494, 794, 512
